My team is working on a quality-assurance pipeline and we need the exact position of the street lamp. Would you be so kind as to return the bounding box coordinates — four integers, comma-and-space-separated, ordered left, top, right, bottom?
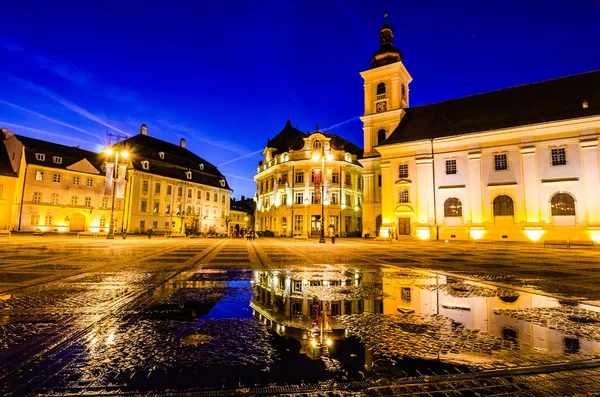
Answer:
104, 148, 129, 239
312, 149, 333, 244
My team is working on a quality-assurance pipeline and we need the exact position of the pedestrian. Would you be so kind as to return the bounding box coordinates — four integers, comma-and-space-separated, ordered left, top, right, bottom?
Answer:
147, 228, 153, 239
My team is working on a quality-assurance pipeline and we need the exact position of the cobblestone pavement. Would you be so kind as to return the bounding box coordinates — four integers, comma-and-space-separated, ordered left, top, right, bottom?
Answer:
1, 235, 600, 396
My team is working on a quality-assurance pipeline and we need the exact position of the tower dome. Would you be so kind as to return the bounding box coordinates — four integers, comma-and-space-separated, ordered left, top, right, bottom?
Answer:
370, 14, 403, 68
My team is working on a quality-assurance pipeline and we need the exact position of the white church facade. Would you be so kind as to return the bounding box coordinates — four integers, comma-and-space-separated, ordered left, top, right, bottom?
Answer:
360, 17, 600, 243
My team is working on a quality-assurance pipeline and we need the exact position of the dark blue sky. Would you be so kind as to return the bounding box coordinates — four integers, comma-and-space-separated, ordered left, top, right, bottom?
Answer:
1, 1, 599, 197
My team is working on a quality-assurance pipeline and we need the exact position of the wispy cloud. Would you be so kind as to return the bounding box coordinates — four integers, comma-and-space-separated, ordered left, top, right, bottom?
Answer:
0, 121, 97, 146
0, 99, 102, 140
222, 173, 255, 182
324, 115, 361, 131
4, 72, 131, 136
157, 119, 249, 154
32, 55, 93, 86
218, 149, 263, 166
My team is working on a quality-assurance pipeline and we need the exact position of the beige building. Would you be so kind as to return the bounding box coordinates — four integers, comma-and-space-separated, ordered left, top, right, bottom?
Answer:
229, 196, 255, 235
361, 17, 600, 243
0, 129, 24, 230
1, 128, 118, 232
113, 125, 231, 235
254, 121, 363, 237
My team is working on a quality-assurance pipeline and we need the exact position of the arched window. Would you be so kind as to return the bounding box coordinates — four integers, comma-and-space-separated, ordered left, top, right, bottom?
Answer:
377, 129, 386, 145
376, 83, 386, 95
444, 198, 462, 217
399, 189, 409, 203
401, 84, 406, 99
493, 195, 514, 216
551, 193, 575, 216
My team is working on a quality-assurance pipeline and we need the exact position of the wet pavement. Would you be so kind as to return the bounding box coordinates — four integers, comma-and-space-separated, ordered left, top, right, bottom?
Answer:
1, 236, 600, 396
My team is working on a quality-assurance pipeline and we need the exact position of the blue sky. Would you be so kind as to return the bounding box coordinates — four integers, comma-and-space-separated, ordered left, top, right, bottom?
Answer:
1, 1, 599, 197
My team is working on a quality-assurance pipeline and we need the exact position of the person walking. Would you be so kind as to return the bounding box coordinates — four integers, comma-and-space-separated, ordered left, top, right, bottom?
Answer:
147, 228, 153, 239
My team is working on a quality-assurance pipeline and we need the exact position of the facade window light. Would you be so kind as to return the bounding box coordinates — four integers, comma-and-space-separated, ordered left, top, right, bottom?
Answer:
186, 171, 192, 179
141, 160, 150, 170
53, 156, 62, 164
35, 153, 45, 161
158, 152, 165, 159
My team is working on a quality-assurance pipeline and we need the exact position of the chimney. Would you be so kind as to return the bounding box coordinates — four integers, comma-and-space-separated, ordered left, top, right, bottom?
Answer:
140, 124, 148, 135
241, 195, 245, 201
180, 138, 186, 148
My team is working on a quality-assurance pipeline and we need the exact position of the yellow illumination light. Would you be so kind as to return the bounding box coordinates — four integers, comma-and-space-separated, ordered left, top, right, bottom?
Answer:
469, 228, 485, 240
310, 339, 318, 348
416, 228, 430, 240
312, 153, 321, 162
121, 151, 130, 158
104, 148, 113, 156
326, 153, 334, 162
590, 231, 600, 243
354, 206, 359, 211
325, 338, 333, 347
524, 228, 544, 242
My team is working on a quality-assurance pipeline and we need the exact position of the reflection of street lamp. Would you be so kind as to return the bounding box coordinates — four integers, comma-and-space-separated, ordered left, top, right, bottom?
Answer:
104, 148, 129, 239
312, 148, 333, 244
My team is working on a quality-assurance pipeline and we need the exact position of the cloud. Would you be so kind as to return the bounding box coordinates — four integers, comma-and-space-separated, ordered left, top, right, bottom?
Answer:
323, 115, 361, 131
222, 173, 256, 182
217, 149, 263, 166
0, 121, 97, 146
4, 72, 131, 136
3, 43, 23, 52
0, 99, 102, 140
157, 119, 249, 155
32, 55, 93, 86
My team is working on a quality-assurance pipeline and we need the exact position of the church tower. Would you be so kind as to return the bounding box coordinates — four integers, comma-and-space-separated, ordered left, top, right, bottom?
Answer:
359, 15, 412, 237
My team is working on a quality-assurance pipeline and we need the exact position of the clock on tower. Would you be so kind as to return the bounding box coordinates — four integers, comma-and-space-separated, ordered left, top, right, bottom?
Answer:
376, 101, 387, 113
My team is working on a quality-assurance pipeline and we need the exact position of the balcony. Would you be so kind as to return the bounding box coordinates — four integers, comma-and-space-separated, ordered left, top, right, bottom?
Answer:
376, 94, 387, 100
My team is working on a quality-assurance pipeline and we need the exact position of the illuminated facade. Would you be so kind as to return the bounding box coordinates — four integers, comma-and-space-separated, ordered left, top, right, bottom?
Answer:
254, 121, 363, 237
361, 17, 600, 242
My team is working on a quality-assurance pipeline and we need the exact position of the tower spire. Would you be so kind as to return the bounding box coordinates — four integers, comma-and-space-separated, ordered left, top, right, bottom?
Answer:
370, 13, 403, 68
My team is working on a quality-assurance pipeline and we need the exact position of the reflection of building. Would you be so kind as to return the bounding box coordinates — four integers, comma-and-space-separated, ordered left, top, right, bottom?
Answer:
361, 16, 600, 242
254, 122, 363, 237
2, 128, 119, 232
107, 125, 231, 234
229, 195, 255, 235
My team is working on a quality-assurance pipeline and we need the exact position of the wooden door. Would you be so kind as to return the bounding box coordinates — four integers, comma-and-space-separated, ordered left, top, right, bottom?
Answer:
69, 213, 86, 232
398, 218, 410, 235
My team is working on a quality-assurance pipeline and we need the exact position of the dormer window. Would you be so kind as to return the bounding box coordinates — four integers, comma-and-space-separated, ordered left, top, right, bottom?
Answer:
53, 156, 62, 164
220, 179, 226, 187
141, 160, 150, 170
35, 153, 45, 161
186, 171, 192, 179
199, 163, 204, 170
312, 140, 322, 150
158, 152, 165, 160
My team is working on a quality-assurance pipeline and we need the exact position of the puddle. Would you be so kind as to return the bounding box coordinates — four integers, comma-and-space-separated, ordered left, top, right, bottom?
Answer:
10, 265, 600, 394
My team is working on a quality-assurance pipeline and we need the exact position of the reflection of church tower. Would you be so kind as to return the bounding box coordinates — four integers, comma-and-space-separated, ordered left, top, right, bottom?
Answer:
359, 14, 412, 238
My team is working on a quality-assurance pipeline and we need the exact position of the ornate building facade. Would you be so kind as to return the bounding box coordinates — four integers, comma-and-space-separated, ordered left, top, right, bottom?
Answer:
360, 17, 600, 242
254, 121, 363, 237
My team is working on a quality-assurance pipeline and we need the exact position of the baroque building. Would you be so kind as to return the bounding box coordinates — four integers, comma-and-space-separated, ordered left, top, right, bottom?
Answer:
254, 121, 363, 237
361, 16, 600, 242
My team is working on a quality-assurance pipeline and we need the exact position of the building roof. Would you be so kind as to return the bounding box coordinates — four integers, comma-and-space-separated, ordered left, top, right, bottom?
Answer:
382, 70, 600, 146
15, 135, 104, 173
266, 120, 364, 159
0, 143, 18, 177
114, 133, 231, 191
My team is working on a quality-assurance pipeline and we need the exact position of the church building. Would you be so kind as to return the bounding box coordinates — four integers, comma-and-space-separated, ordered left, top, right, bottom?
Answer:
360, 16, 600, 243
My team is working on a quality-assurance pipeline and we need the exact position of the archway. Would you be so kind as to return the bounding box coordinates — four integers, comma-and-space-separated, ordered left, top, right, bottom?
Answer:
375, 215, 382, 237
70, 213, 86, 232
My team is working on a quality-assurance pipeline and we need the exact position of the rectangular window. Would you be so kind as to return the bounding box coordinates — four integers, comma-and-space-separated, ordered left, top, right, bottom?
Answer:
293, 280, 302, 293
153, 202, 159, 213
295, 172, 304, 184
153, 221, 158, 229
281, 193, 287, 205
141, 200, 148, 212
35, 170, 44, 181
73, 176, 80, 186
378, 174, 382, 187
51, 193, 59, 205
282, 173, 288, 184
332, 172, 339, 184
295, 192, 304, 205
294, 215, 303, 231
86, 178, 93, 187
445, 159, 457, 175
399, 164, 409, 178
155, 182, 161, 194
140, 220, 145, 231
331, 192, 339, 205
357, 177, 362, 189
165, 203, 171, 214
222, 195, 225, 204
115, 200, 121, 210
213, 193, 218, 202
551, 147, 567, 166
329, 215, 339, 231
33, 192, 42, 204
494, 154, 508, 171
188, 189, 192, 199
197, 190, 201, 200
165, 221, 170, 229
101, 197, 109, 209
311, 191, 318, 204
166, 185, 172, 195
70, 196, 78, 206
45, 214, 53, 226
345, 173, 352, 186
311, 170, 315, 183
206, 191, 210, 200
177, 186, 182, 197
99, 217, 106, 227
142, 180, 149, 192
31, 214, 40, 225
85, 197, 92, 207
53, 173, 61, 183
345, 194, 351, 206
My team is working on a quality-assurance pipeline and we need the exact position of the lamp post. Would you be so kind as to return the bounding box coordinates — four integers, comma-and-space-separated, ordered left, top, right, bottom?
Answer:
103, 148, 129, 239
312, 148, 333, 244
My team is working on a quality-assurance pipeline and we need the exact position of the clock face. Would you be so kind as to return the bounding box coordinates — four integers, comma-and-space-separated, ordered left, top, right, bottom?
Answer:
376, 101, 387, 113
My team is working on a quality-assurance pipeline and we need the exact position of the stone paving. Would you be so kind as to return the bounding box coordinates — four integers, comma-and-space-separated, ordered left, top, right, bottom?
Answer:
1, 235, 600, 396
